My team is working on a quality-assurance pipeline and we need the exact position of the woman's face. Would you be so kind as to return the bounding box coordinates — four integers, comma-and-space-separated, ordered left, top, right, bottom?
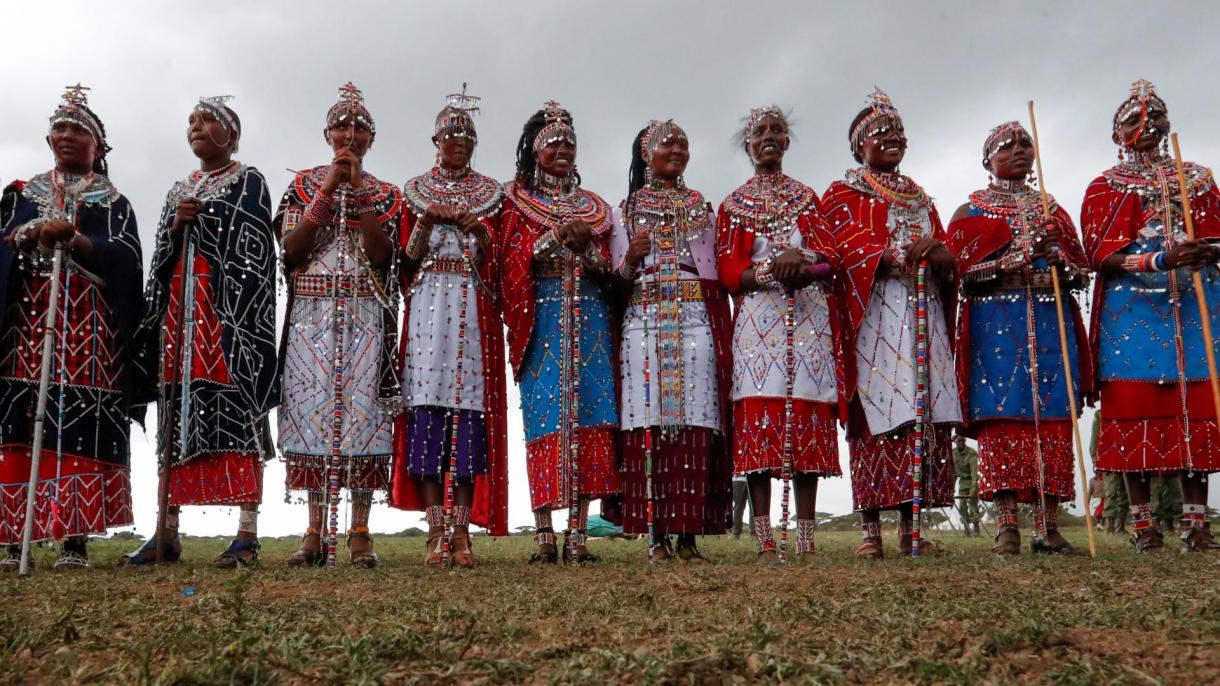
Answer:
987, 131, 1034, 181
857, 114, 906, 171
48, 121, 98, 173
535, 138, 576, 178
746, 114, 788, 168
1114, 101, 1169, 154
435, 127, 475, 170
647, 125, 690, 182
187, 109, 235, 161
327, 117, 373, 158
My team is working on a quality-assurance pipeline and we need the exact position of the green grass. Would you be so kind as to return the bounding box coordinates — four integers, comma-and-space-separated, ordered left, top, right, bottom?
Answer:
2, 530, 1219, 684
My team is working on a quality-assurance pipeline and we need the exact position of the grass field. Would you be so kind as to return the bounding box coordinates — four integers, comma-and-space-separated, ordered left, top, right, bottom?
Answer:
2, 529, 1219, 685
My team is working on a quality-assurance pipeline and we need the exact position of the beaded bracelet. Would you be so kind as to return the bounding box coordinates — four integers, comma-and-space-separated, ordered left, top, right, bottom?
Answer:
1121, 251, 1165, 272
800, 248, 823, 265
888, 247, 906, 272
303, 192, 335, 226
755, 258, 779, 288
616, 260, 639, 280
532, 228, 560, 257
403, 220, 432, 260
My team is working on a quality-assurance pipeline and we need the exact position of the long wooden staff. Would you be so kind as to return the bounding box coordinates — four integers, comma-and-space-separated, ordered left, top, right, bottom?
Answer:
1169, 133, 1220, 425
1026, 100, 1097, 557
18, 241, 67, 576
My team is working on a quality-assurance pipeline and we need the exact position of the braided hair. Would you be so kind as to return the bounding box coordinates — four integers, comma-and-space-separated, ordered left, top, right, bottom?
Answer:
514, 106, 578, 191
626, 125, 649, 197
80, 103, 111, 175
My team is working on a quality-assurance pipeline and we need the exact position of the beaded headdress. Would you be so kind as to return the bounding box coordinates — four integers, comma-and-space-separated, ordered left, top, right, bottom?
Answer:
641, 119, 683, 159
326, 81, 375, 135
850, 87, 902, 151
532, 100, 575, 151
49, 83, 106, 147
983, 121, 1029, 163
193, 95, 239, 134
747, 105, 786, 132
435, 83, 480, 142
1114, 79, 1166, 130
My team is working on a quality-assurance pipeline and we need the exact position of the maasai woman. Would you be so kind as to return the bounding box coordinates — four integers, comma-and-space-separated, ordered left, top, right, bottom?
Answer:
501, 101, 618, 564
1083, 80, 1220, 553
390, 87, 509, 567
945, 121, 1092, 555
276, 83, 401, 567
717, 106, 841, 564
123, 96, 277, 567
611, 119, 733, 562
0, 85, 142, 569
823, 88, 961, 558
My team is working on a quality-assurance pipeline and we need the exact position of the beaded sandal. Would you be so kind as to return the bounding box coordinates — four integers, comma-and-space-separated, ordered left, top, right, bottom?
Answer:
1131, 528, 1164, 554
562, 534, 600, 565
286, 529, 325, 567
991, 529, 1021, 555
650, 536, 673, 562
119, 535, 182, 566
214, 538, 261, 569
854, 538, 884, 559
347, 529, 378, 568
899, 536, 944, 557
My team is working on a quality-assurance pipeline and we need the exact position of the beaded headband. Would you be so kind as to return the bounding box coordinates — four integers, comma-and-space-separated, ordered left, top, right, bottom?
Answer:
850, 87, 902, 150
747, 105, 786, 132
435, 82, 480, 141
532, 100, 575, 151
49, 83, 105, 146
641, 119, 684, 160
1114, 79, 1168, 149
326, 81, 376, 134
193, 95, 238, 134
983, 121, 1029, 162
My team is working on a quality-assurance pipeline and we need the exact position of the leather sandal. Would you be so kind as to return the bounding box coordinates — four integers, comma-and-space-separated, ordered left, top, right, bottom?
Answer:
1180, 526, 1217, 553
650, 536, 673, 562
452, 530, 478, 569
675, 535, 707, 564
1131, 528, 1164, 554
119, 534, 182, 566
1031, 530, 1074, 555
900, 535, 944, 557
562, 534, 600, 565
528, 528, 559, 565
214, 538, 260, 569
286, 529, 325, 567
425, 529, 448, 567
347, 529, 378, 568
991, 528, 1021, 555
854, 538, 884, 559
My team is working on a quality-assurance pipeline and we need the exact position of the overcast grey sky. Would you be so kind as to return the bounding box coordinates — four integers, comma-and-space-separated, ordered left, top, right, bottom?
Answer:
5, 1, 1220, 538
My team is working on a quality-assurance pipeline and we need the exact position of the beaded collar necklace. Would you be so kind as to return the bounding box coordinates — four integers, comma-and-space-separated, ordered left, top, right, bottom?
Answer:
510, 181, 611, 234
722, 172, 816, 223
846, 166, 928, 208
1102, 154, 1210, 196
969, 182, 1058, 220
625, 183, 711, 239
404, 166, 503, 220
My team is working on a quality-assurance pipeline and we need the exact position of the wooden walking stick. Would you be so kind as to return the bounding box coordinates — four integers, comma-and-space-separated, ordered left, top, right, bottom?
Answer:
1027, 100, 1097, 557
18, 242, 67, 577
1169, 133, 1220, 425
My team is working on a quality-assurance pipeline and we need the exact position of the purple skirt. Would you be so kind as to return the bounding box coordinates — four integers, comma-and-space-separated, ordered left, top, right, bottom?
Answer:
403, 406, 488, 479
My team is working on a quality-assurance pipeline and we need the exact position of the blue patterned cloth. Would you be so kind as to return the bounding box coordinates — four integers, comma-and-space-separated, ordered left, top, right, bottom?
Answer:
519, 276, 618, 442
1098, 234, 1220, 382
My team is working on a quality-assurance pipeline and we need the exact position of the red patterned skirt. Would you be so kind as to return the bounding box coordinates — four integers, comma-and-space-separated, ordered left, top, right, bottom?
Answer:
847, 402, 953, 511
0, 269, 131, 543
525, 426, 618, 510
1097, 380, 1220, 473
619, 427, 731, 535
284, 453, 391, 492
975, 420, 1075, 502
732, 398, 840, 476
168, 452, 263, 506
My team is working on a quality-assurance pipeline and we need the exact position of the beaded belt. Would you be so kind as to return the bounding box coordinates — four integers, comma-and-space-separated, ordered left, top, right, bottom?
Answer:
630, 279, 703, 306
294, 273, 377, 297
995, 272, 1055, 290
422, 257, 469, 274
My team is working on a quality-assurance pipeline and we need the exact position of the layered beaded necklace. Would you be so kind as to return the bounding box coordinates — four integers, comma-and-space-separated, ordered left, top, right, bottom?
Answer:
403, 166, 503, 221
510, 176, 612, 234
721, 172, 816, 242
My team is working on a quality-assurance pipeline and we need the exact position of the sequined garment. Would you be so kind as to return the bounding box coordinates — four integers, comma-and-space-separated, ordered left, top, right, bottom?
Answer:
388, 167, 510, 535
133, 163, 277, 506
824, 169, 959, 510
0, 171, 143, 543
500, 181, 619, 510
275, 166, 402, 493
1083, 157, 1220, 473
610, 185, 733, 534
717, 173, 841, 476
945, 184, 1089, 502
